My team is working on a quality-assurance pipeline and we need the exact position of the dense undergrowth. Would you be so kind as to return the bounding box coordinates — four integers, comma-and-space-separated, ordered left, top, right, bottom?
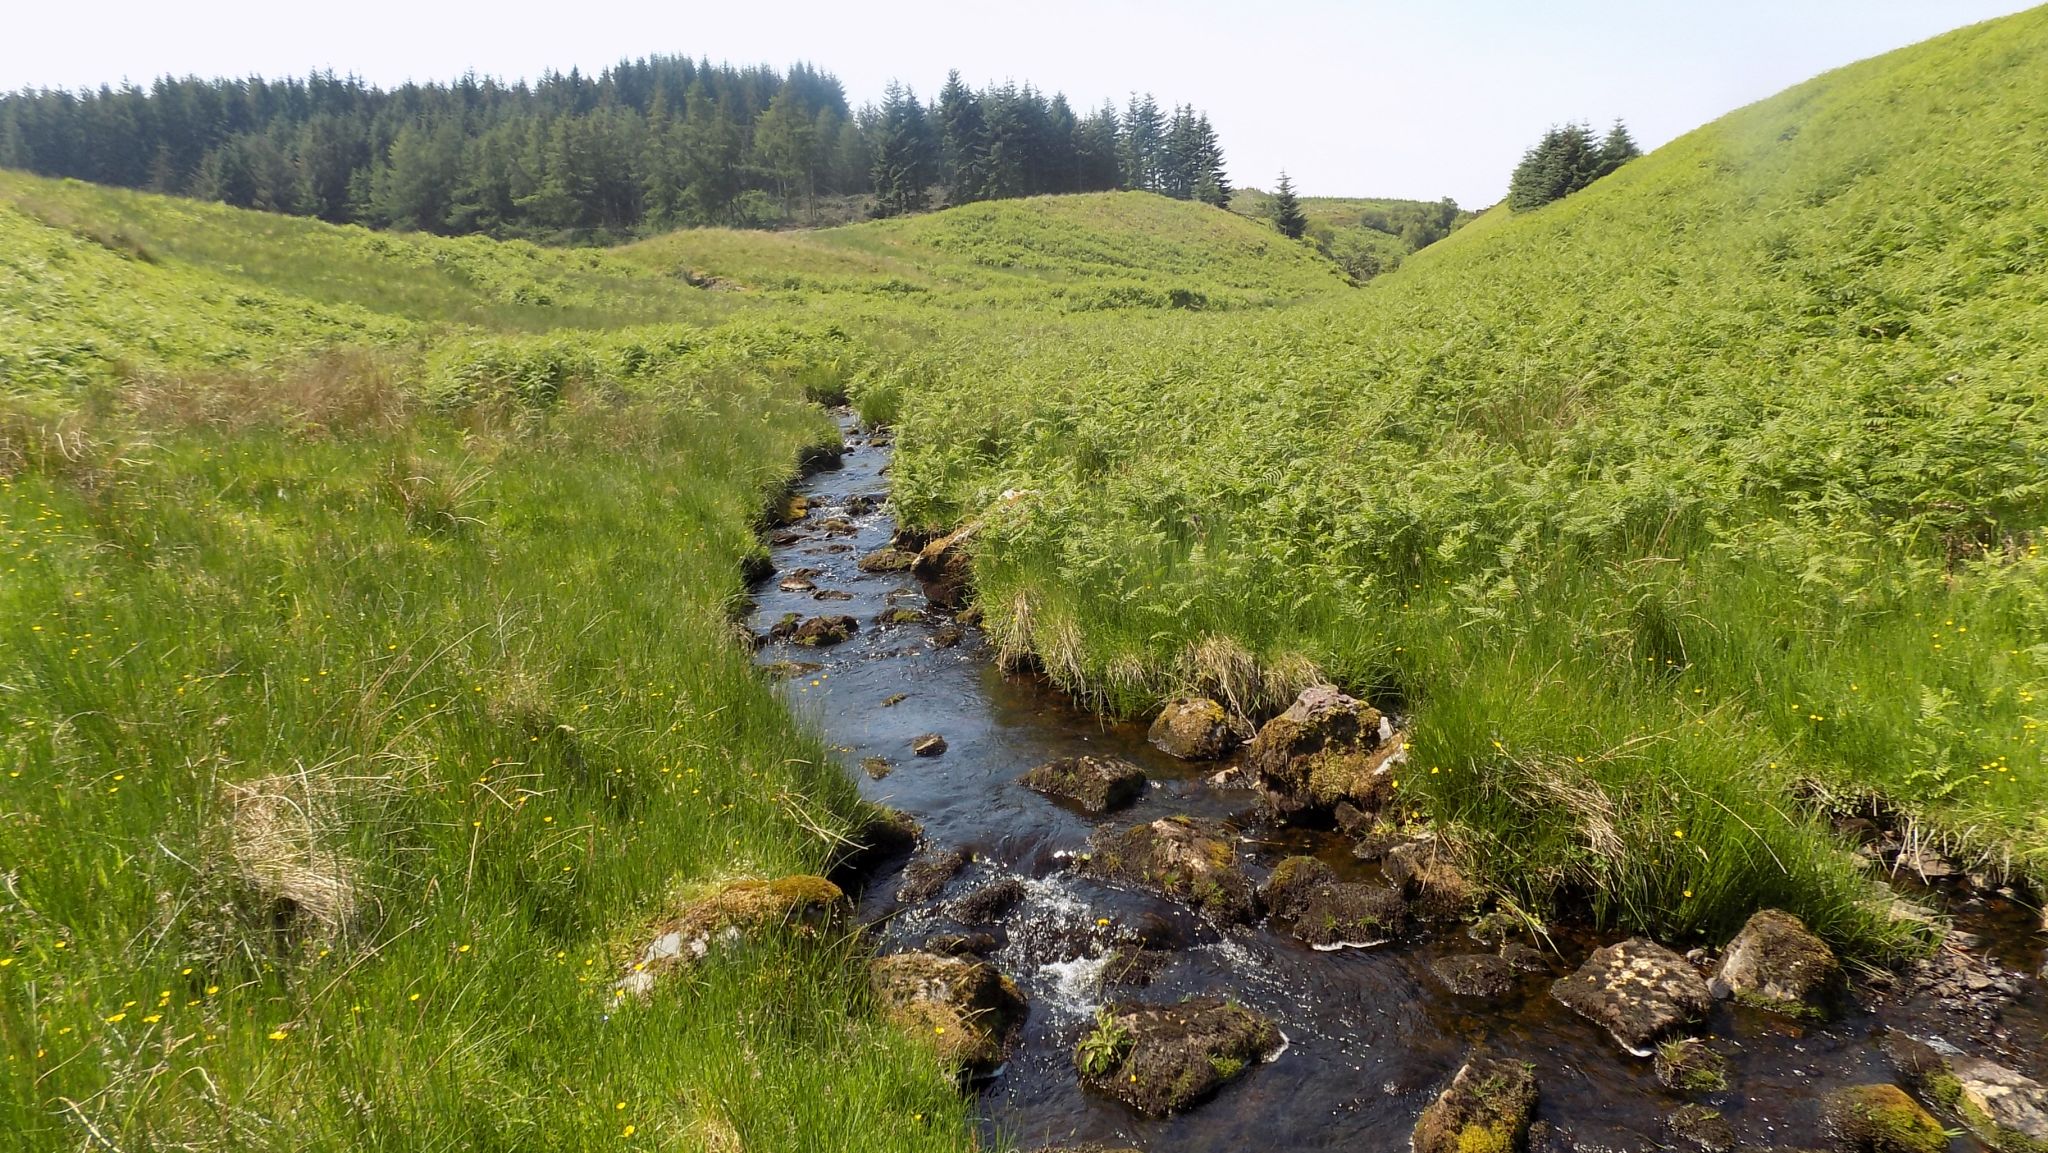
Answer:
872, 9, 2048, 957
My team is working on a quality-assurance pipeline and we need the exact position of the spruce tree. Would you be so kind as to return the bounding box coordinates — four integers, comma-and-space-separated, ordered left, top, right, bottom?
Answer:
1271, 171, 1306, 239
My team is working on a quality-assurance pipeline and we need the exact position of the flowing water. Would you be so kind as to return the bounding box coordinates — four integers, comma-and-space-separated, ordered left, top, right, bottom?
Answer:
751, 412, 2047, 1152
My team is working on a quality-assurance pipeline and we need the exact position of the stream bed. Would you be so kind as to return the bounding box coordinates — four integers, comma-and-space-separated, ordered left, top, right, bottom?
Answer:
750, 412, 2048, 1152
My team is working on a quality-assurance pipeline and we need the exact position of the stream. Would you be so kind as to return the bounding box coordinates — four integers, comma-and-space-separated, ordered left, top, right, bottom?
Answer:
750, 411, 2048, 1152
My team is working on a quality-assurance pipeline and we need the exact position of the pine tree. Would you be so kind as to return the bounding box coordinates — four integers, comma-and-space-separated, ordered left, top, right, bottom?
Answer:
1595, 119, 1641, 178
1120, 93, 1164, 191
935, 70, 988, 203
1271, 171, 1306, 239
751, 88, 816, 215
870, 82, 935, 217
1509, 120, 1624, 211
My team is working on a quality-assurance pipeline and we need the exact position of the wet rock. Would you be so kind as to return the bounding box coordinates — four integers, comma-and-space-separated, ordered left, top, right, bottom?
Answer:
811, 589, 853, 602
1147, 698, 1239, 760
1292, 882, 1406, 948
1945, 1056, 2048, 1150
790, 614, 857, 647
1103, 946, 1169, 987
778, 575, 816, 593
1550, 938, 1711, 1055
895, 847, 968, 904
880, 693, 909, 707
1499, 942, 1551, 973
842, 493, 880, 516
1655, 1037, 1730, 1093
1244, 685, 1403, 820
831, 807, 922, 881
1821, 1084, 1947, 1153
617, 875, 845, 996
1088, 816, 1257, 924
868, 951, 1027, 1071
1432, 954, 1517, 998
769, 530, 804, 546
951, 877, 1026, 924
931, 625, 965, 648
1412, 1055, 1538, 1153
1261, 856, 1336, 921
1074, 997, 1281, 1117
912, 733, 947, 757
1665, 1103, 1736, 1153
1019, 755, 1147, 813
925, 931, 1000, 958
861, 756, 892, 780
1715, 909, 1838, 1015
766, 612, 804, 641
761, 659, 823, 680
912, 521, 979, 609
858, 547, 917, 573
1384, 838, 1477, 920
876, 608, 924, 626
818, 516, 857, 536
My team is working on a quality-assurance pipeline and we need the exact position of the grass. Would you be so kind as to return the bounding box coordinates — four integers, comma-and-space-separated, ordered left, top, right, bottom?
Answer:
869, 7, 2048, 957
0, 172, 973, 1151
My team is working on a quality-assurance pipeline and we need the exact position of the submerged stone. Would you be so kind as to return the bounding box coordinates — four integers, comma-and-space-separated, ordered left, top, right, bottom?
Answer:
1665, 1103, 1737, 1153
1244, 684, 1402, 820
1412, 1055, 1538, 1153
869, 951, 1027, 1071
1018, 755, 1147, 813
1550, 938, 1711, 1055
1822, 1084, 1948, 1153
1655, 1037, 1730, 1093
1088, 816, 1257, 924
1715, 908, 1838, 1014
951, 877, 1026, 924
1073, 997, 1281, 1116
1147, 697, 1239, 760
1432, 953, 1518, 998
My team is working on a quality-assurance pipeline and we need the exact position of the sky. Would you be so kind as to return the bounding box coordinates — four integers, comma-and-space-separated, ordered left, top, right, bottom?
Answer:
2, 1, 2035, 206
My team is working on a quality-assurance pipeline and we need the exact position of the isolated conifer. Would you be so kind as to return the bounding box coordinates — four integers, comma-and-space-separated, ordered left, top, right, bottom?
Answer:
1271, 171, 1307, 239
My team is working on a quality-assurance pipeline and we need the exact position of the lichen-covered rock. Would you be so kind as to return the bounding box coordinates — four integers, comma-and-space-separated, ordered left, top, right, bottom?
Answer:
1432, 954, 1518, 999
1665, 1103, 1736, 1153
1019, 756, 1146, 813
896, 847, 968, 904
1655, 1037, 1730, 1093
1243, 685, 1402, 819
1928, 1055, 2048, 1153
1384, 838, 1477, 920
1551, 938, 1711, 1055
1088, 816, 1257, 924
1822, 1084, 1948, 1153
1715, 909, 1838, 1014
1291, 882, 1406, 948
617, 875, 845, 996
1074, 997, 1281, 1116
858, 547, 917, 573
1260, 856, 1336, 921
1412, 1056, 1538, 1153
790, 614, 857, 646
1148, 698, 1239, 760
869, 951, 1027, 1070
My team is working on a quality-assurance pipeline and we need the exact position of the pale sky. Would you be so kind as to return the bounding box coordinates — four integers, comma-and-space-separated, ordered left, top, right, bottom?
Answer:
3, 1, 2035, 206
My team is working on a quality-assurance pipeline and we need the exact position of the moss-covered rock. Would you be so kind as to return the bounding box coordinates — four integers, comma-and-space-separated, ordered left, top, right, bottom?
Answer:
1384, 838, 1478, 921
1822, 1084, 1949, 1153
617, 875, 846, 996
1260, 855, 1336, 920
869, 951, 1027, 1071
1019, 755, 1147, 813
1655, 1037, 1730, 1093
1243, 685, 1402, 820
1088, 816, 1257, 924
895, 846, 968, 904
1550, 938, 1711, 1055
1715, 908, 1838, 1015
1073, 997, 1281, 1116
790, 614, 857, 646
950, 876, 1026, 924
1148, 697, 1240, 760
1412, 1055, 1538, 1153
1291, 881, 1406, 948
857, 547, 917, 573
911, 520, 978, 608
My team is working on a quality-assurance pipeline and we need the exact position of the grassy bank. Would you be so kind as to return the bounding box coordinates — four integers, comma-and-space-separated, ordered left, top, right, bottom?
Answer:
871, 9, 2048, 956
1, 178, 972, 1151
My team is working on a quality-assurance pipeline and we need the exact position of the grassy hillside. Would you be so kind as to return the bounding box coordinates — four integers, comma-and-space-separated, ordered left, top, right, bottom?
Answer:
1229, 188, 1472, 279
626, 191, 1349, 309
878, 8, 2048, 955
0, 174, 974, 1151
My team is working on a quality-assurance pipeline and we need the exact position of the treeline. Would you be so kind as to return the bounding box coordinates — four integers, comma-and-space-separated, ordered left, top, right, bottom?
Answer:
0, 58, 1230, 239
1507, 120, 1640, 211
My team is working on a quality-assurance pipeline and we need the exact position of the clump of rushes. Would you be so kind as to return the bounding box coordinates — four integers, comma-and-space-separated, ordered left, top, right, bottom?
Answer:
1655, 1039, 1729, 1094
